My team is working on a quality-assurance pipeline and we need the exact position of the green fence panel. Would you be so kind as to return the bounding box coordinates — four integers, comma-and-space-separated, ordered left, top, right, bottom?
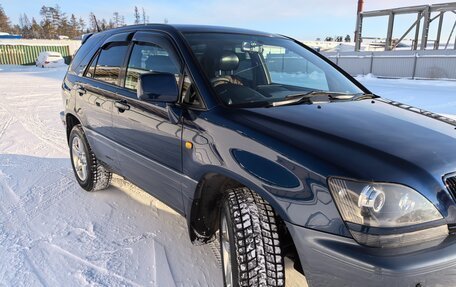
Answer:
0, 44, 72, 65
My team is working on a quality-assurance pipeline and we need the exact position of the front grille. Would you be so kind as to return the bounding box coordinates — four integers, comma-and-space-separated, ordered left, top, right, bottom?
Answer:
445, 174, 456, 198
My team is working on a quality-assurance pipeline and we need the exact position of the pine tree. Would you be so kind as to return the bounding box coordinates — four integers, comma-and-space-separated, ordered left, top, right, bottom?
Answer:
78, 17, 86, 34
0, 4, 11, 33
100, 18, 107, 31
108, 19, 115, 30
69, 14, 79, 38
134, 6, 140, 25
142, 7, 147, 24
40, 6, 54, 38
112, 12, 122, 28
30, 17, 42, 38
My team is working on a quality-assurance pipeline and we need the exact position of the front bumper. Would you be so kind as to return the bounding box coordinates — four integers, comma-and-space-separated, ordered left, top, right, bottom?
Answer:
287, 222, 456, 287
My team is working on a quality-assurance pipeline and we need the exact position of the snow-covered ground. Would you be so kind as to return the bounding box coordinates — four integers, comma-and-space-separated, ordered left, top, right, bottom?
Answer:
356, 74, 456, 120
0, 65, 454, 287
0, 66, 223, 287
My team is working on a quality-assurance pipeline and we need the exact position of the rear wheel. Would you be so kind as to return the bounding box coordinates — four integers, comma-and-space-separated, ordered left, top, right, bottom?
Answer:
220, 187, 285, 287
69, 124, 112, 192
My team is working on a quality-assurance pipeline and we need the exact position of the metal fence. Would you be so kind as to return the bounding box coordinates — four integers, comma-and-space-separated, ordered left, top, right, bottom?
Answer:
0, 45, 71, 65
323, 50, 456, 80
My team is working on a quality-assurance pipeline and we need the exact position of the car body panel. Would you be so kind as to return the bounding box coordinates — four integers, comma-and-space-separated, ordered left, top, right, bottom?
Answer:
112, 87, 186, 213
61, 24, 456, 286
74, 77, 119, 170
287, 222, 456, 287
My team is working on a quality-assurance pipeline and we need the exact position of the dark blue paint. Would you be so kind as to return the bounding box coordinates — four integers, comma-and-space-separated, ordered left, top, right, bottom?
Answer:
231, 149, 300, 188
137, 73, 180, 103
62, 24, 456, 286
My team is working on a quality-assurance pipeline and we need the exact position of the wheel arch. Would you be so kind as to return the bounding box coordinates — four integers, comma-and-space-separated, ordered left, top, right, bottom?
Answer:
65, 112, 81, 143
187, 169, 291, 244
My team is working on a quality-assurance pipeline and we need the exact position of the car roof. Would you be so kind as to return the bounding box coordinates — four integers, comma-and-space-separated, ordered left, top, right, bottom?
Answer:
40, 51, 62, 56
171, 24, 283, 37
97, 24, 286, 39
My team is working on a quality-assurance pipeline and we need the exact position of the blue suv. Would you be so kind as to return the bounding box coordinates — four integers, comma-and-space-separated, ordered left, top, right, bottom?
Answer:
61, 24, 456, 287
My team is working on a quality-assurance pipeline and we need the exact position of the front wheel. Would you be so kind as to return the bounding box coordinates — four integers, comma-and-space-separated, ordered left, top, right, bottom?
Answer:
69, 124, 112, 192
220, 188, 285, 287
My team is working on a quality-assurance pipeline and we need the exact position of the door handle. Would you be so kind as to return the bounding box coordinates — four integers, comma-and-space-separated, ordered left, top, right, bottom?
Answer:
114, 100, 130, 112
76, 86, 86, 96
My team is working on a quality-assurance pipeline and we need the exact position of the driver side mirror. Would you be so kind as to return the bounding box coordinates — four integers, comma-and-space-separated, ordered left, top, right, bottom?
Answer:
137, 72, 179, 103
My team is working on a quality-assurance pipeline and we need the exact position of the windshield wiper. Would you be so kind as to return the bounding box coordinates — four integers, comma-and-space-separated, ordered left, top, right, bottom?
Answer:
269, 91, 354, 107
352, 93, 378, 100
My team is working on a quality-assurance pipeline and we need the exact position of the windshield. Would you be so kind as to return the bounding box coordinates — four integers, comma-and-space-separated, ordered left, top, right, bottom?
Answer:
184, 33, 364, 107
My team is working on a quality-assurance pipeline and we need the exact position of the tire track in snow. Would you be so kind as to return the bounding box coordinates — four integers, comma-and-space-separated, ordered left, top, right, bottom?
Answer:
0, 67, 223, 287
0, 78, 67, 153
0, 174, 74, 230
50, 243, 143, 287
0, 106, 13, 142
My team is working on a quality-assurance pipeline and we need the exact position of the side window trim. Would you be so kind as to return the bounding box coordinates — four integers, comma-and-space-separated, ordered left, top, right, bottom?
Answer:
179, 68, 205, 110
119, 42, 135, 88
83, 41, 130, 87
83, 49, 100, 78
119, 31, 207, 110
122, 34, 182, 92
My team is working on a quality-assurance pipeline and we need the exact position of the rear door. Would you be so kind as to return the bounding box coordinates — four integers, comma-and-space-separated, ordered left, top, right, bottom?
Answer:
75, 33, 130, 171
111, 31, 186, 213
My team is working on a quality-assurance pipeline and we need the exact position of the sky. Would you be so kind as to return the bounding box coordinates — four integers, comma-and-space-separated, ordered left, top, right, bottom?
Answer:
1, 0, 456, 41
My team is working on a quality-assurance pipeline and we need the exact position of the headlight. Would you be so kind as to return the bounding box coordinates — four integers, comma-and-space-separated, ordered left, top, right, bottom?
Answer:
328, 177, 448, 248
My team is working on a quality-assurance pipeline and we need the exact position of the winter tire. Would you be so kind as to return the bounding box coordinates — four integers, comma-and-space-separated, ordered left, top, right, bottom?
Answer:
220, 187, 285, 287
69, 124, 112, 192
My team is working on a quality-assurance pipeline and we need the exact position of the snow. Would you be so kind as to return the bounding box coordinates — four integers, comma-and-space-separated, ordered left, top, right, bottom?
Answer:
0, 65, 454, 287
356, 74, 456, 120
0, 65, 222, 286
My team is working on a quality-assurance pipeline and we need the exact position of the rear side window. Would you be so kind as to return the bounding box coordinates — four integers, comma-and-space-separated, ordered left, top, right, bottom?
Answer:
69, 33, 106, 76
92, 43, 129, 86
125, 42, 180, 91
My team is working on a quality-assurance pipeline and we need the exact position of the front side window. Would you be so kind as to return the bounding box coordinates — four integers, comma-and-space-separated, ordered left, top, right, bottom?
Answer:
184, 33, 363, 107
92, 43, 129, 85
262, 47, 328, 91
125, 42, 180, 91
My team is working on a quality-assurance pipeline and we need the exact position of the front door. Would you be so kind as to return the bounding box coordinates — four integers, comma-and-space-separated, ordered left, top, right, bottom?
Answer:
112, 32, 185, 213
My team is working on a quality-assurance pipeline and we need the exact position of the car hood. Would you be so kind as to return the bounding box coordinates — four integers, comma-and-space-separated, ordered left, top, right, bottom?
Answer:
231, 98, 456, 182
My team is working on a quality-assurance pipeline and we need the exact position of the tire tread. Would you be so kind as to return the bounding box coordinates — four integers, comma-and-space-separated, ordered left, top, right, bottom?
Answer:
226, 187, 284, 287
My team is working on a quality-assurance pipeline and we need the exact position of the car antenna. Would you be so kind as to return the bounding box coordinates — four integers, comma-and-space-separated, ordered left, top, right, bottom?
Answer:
92, 14, 102, 32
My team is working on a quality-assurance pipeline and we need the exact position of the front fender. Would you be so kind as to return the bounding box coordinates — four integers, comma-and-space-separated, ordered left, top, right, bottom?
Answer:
181, 108, 351, 239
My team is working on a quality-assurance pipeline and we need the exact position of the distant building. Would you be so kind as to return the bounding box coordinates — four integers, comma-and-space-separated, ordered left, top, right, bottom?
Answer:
0, 32, 22, 39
